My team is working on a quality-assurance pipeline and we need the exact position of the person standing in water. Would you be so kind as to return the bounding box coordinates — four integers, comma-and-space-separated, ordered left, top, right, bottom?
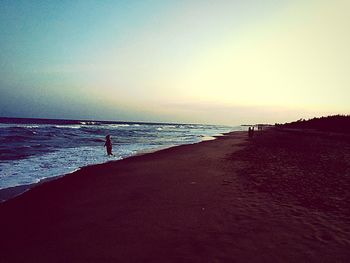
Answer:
104, 135, 113, 155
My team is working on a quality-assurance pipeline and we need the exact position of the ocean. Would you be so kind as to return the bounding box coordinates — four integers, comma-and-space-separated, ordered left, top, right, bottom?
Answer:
0, 117, 242, 190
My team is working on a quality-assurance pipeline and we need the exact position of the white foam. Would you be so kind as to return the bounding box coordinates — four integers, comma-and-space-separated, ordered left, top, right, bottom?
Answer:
0, 143, 169, 190
109, 124, 130, 128
200, 136, 216, 141
54, 125, 82, 129
0, 123, 240, 190
80, 121, 98, 125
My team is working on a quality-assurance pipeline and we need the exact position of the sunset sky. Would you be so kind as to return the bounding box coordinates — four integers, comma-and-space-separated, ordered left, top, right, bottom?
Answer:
1, 0, 349, 125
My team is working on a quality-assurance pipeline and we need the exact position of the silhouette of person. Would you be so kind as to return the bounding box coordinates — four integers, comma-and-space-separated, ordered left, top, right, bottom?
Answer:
248, 127, 252, 138
104, 135, 113, 155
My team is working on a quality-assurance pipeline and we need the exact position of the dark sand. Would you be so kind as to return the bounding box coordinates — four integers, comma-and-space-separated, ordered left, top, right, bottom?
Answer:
0, 130, 349, 262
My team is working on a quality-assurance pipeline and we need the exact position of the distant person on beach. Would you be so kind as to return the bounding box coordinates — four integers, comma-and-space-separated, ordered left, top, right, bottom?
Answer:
104, 135, 113, 156
248, 127, 255, 138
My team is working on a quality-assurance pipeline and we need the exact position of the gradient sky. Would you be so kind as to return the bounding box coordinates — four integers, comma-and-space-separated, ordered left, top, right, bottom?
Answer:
1, 0, 349, 125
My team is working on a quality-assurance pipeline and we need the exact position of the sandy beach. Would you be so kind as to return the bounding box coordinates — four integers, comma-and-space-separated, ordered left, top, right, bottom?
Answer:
1, 130, 350, 262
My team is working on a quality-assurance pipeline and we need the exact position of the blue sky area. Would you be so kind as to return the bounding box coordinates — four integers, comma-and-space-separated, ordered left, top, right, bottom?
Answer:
1, 0, 349, 124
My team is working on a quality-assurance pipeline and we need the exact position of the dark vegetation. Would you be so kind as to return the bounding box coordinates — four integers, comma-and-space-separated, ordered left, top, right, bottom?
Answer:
277, 115, 350, 134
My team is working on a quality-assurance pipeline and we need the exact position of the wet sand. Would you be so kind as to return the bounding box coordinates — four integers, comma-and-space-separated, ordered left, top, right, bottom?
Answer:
0, 130, 349, 262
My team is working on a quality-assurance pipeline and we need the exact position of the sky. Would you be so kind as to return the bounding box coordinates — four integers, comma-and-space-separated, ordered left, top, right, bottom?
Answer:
0, 0, 349, 125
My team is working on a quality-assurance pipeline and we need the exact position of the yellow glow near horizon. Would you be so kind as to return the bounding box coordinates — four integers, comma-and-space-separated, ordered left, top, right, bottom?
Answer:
168, 0, 350, 111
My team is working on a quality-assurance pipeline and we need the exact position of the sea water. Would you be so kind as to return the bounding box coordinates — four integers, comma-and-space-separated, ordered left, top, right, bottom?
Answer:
0, 118, 242, 190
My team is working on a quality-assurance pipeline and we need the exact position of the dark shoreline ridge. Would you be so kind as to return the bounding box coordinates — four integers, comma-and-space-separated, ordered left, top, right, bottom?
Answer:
277, 114, 350, 134
1, 129, 349, 262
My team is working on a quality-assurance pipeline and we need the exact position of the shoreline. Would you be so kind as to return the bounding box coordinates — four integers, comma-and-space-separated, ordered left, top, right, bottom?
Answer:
0, 132, 229, 202
1, 129, 349, 262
